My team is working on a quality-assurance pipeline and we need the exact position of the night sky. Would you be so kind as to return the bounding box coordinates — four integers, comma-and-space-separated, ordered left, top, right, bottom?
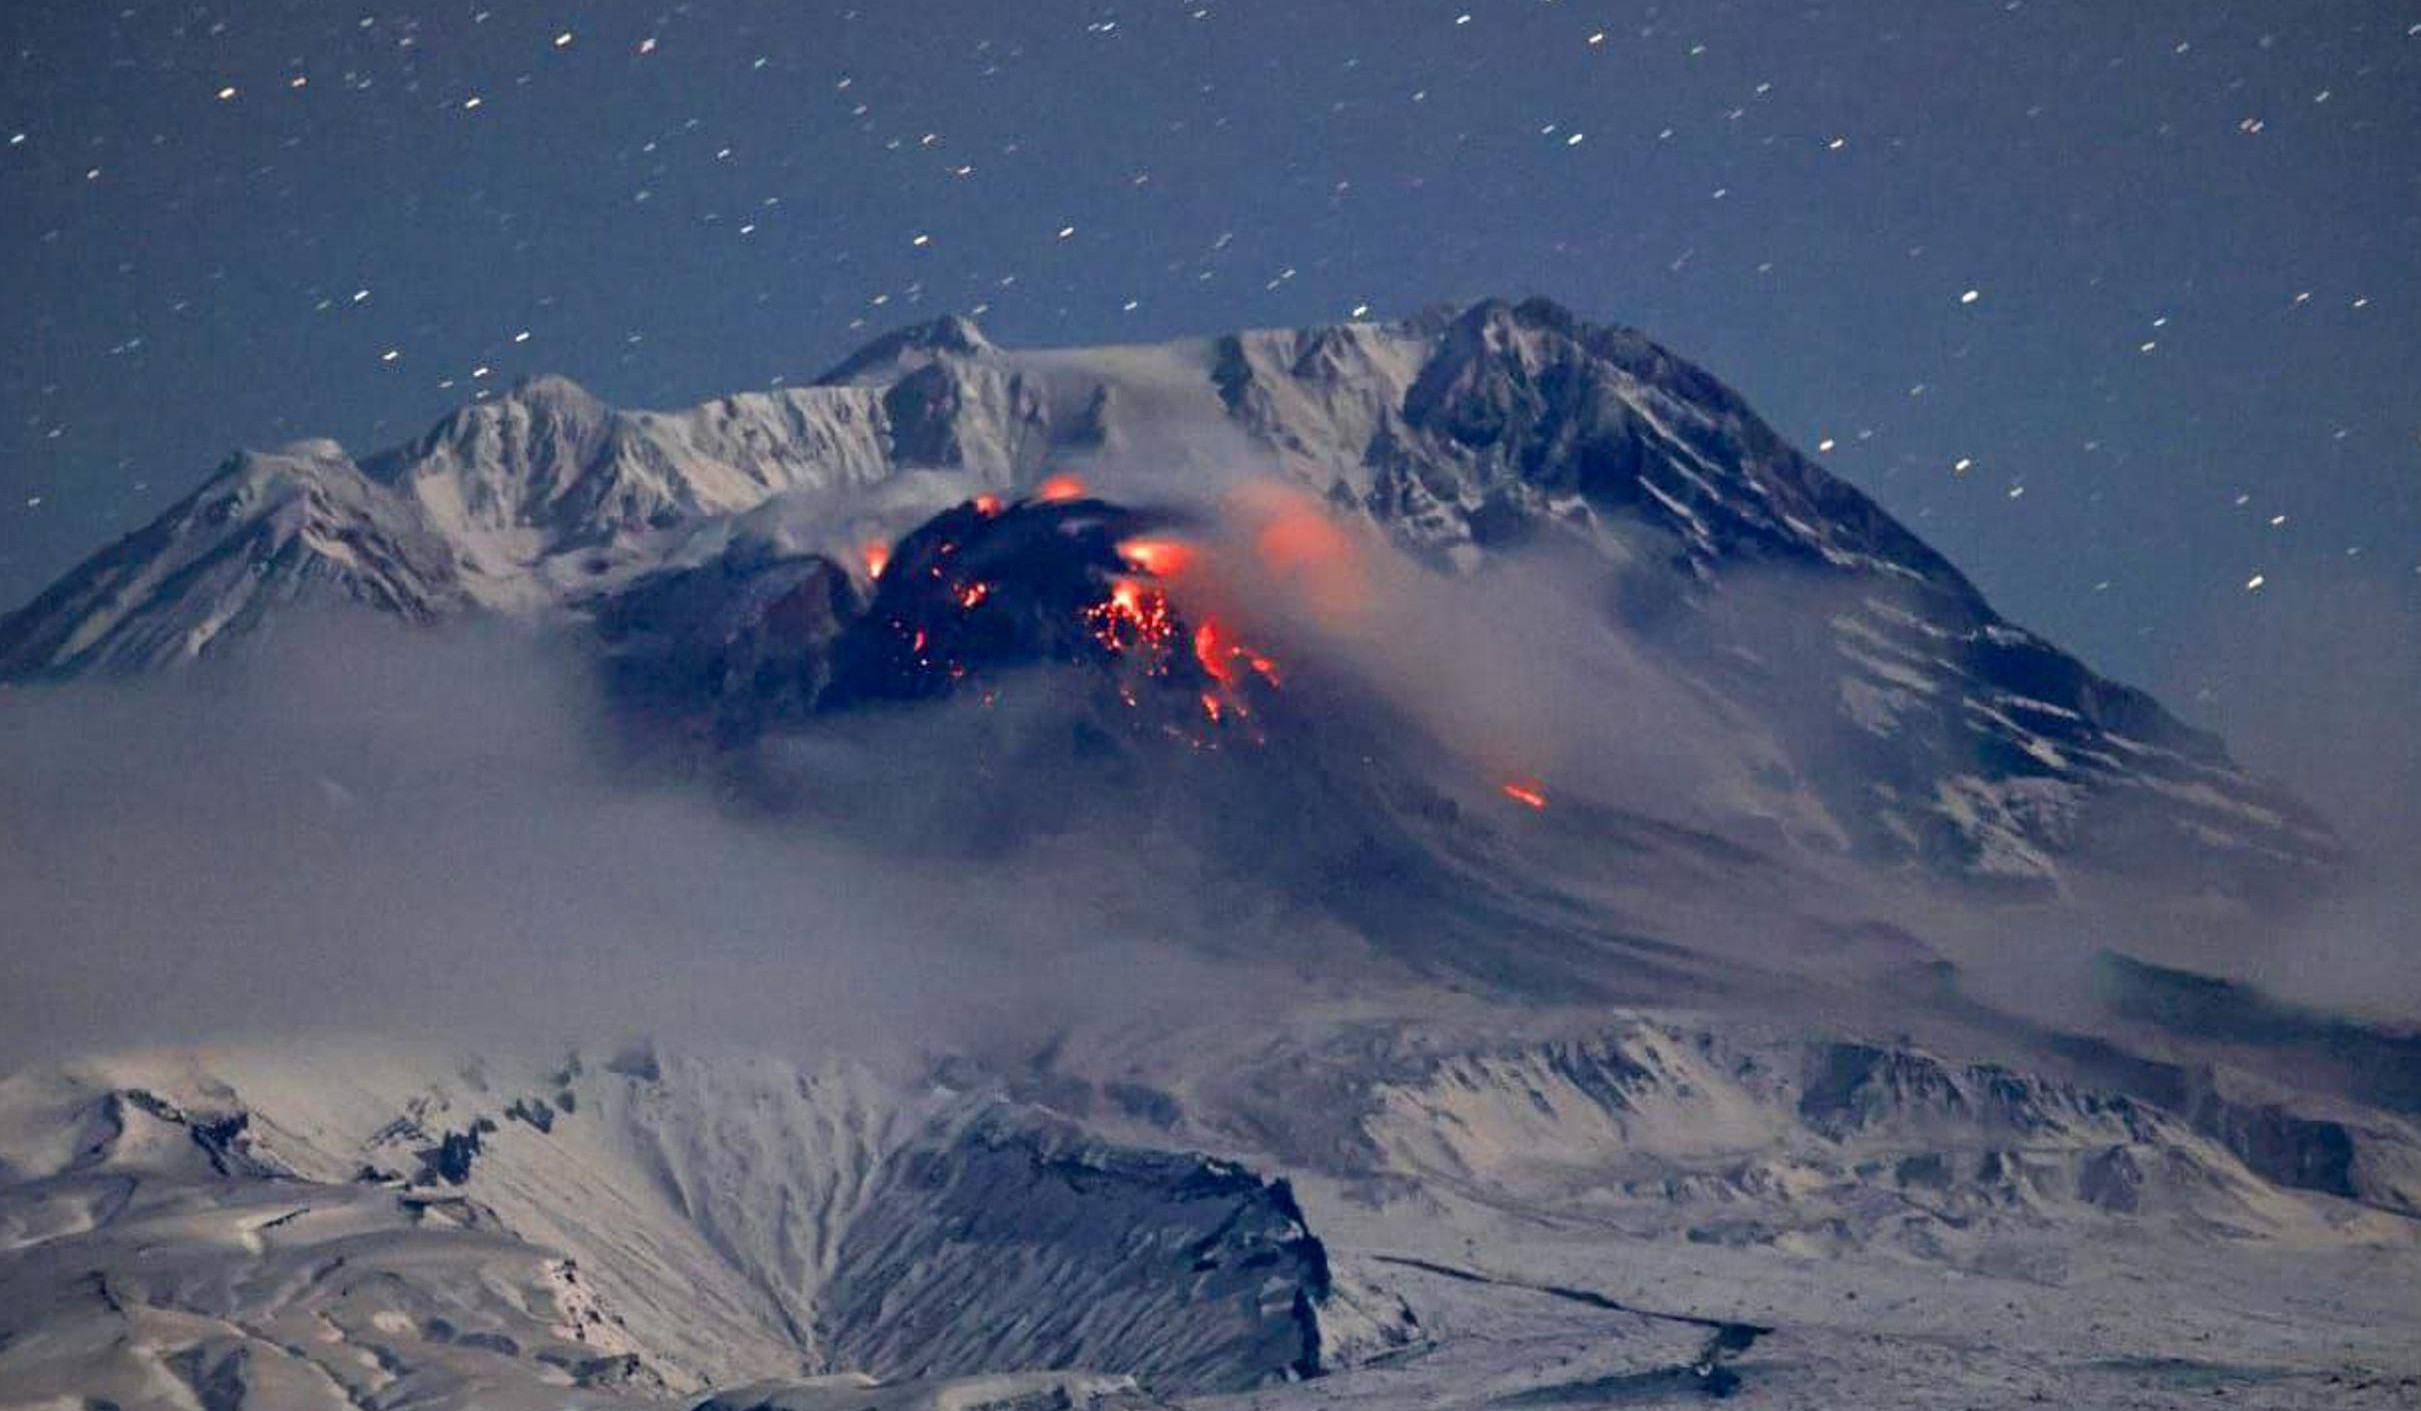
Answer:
3, 0, 2417, 766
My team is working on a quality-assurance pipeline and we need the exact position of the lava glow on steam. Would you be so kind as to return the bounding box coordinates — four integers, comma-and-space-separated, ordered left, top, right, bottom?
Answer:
1114, 538, 1195, 578
861, 540, 892, 579
1230, 480, 1371, 622
1035, 473, 1089, 504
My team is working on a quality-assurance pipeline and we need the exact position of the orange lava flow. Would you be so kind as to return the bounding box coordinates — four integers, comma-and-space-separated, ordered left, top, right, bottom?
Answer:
1500, 779, 1549, 810
957, 582, 990, 609
1192, 621, 1239, 685
1035, 473, 1088, 503
1187, 616, 1285, 729
861, 541, 891, 579
973, 493, 1003, 516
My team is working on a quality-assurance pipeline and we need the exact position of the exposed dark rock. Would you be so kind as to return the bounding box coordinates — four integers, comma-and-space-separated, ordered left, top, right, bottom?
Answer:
1105, 1082, 1183, 1128
2076, 1146, 2146, 1212
1797, 1044, 1968, 1135
417, 1127, 485, 1186
505, 1096, 556, 1133
821, 1116, 1363, 1393
163, 1346, 250, 1411
2185, 1094, 2359, 1200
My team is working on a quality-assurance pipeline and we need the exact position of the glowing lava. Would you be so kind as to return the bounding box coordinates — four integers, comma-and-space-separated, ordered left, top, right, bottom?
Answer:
957, 582, 990, 609
973, 493, 1003, 516
1073, 535, 1287, 738
1036, 473, 1088, 503
1192, 620, 1239, 685
1499, 778, 1549, 810
1085, 577, 1180, 658
861, 541, 891, 579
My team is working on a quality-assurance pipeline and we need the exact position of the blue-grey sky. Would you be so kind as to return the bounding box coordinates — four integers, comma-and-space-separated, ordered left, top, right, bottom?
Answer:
2, 0, 2416, 759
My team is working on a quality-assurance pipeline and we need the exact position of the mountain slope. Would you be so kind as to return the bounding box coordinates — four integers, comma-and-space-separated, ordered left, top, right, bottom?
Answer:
0, 442, 467, 677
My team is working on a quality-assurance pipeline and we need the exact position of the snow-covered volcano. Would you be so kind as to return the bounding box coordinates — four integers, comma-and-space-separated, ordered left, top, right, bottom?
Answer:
2, 301, 2411, 1411
0, 299, 2338, 898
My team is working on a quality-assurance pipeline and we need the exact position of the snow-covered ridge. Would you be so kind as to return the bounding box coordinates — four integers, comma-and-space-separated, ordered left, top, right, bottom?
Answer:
0, 442, 467, 673
4, 1014, 2415, 1410
0, 331, 1057, 670
0, 298, 1977, 678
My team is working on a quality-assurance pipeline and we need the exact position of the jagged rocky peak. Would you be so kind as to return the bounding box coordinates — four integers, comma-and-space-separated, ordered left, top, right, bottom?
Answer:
368, 371, 621, 540
879, 356, 1050, 475
817, 313, 999, 386
1382, 298, 1962, 585
505, 369, 611, 415
402, 372, 616, 463
1208, 296, 1910, 583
